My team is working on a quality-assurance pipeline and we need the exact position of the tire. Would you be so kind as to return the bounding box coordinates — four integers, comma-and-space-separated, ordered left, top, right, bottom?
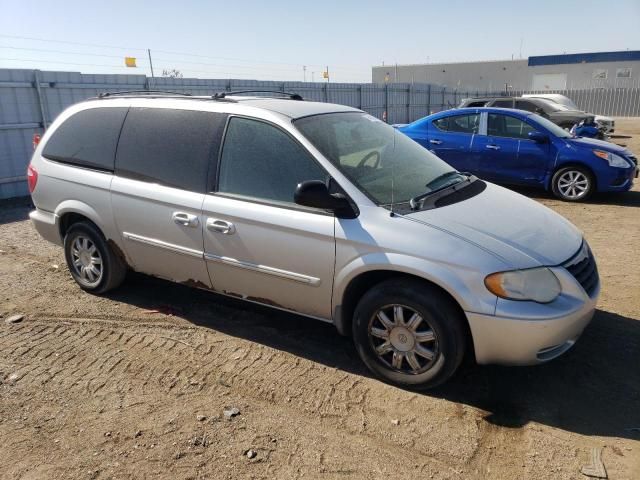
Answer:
551, 166, 594, 202
352, 279, 466, 390
63, 222, 127, 294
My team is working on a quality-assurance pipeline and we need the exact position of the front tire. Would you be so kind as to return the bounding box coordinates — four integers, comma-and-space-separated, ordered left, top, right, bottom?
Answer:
352, 279, 466, 390
551, 166, 594, 202
64, 222, 127, 294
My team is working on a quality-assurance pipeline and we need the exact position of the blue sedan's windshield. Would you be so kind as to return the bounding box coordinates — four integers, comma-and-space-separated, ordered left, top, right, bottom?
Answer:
294, 112, 460, 206
531, 114, 573, 138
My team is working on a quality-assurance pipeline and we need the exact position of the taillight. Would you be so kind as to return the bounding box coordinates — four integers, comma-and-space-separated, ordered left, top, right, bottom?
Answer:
27, 164, 38, 193
33, 133, 41, 150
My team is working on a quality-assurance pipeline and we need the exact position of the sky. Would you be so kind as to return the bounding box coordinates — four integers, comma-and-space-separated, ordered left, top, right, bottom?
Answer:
1, 0, 639, 83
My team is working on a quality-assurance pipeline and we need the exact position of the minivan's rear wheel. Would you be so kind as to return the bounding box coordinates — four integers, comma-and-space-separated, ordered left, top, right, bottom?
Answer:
352, 279, 466, 390
64, 222, 127, 294
551, 167, 594, 201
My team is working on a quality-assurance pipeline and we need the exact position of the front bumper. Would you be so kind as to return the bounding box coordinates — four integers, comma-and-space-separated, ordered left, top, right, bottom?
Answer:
466, 266, 599, 365
29, 208, 62, 246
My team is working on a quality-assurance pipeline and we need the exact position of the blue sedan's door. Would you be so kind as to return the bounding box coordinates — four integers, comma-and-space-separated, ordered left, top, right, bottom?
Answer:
475, 113, 549, 185
424, 113, 481, 172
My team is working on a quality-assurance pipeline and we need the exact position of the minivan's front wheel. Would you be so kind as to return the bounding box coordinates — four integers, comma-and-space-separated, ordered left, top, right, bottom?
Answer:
64, 222, 127, 294
352, 279, 466, 390
551, 167, 594, 201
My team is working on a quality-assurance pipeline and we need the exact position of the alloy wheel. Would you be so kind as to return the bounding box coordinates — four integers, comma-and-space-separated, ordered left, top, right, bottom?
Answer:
368, 304, 439, 375
70, 235, 103, 287
557, 170, 590, 200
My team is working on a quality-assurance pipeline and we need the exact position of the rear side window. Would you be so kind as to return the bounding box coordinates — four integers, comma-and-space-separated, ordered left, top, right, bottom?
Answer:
492, 99, 514, 108
116, 108, 227, 193
218, 117, 327, 204
432, 114, 479, 134
42, 107, 128, 171
515, 100, 538, 112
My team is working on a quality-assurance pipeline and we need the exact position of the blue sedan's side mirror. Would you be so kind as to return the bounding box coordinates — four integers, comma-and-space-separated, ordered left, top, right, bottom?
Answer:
528, 131, 548, 143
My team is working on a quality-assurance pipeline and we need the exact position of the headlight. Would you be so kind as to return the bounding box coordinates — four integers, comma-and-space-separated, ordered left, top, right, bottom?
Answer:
485, 267, 561, 303
593, 150, 630, 168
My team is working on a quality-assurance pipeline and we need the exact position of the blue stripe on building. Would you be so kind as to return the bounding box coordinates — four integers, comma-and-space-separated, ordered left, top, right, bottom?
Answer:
528, 51, 640, 66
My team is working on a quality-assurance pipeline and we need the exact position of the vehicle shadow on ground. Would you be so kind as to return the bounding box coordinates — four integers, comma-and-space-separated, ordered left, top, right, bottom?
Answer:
507, 185, 640, 208
0, 199, 31, 225
109, 273, 640, 441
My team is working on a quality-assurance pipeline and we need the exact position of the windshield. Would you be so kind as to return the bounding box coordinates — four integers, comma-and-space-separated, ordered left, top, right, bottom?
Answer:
531, 114, 573, 138
294, 112, 458, 206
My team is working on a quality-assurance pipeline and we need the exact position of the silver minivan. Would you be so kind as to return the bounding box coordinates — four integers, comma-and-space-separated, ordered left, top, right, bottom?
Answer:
28, 92, 600, 389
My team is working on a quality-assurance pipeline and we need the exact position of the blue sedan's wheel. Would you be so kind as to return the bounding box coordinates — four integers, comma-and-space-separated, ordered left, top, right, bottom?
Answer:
551, 167, 594, 202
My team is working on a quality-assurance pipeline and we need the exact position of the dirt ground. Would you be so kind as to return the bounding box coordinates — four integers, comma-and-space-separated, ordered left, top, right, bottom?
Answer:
1, 120, 639, 480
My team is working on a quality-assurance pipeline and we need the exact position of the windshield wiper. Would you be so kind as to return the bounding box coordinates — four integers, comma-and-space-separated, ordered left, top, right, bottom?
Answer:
409, 172, 476, 210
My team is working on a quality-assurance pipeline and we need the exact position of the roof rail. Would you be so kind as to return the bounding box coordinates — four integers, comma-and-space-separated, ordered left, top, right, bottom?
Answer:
97, 90, 193, 99
212, 90, 304, 101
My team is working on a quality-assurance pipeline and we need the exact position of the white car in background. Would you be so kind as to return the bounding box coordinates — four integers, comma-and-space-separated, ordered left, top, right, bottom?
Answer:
523, 93, 615, 133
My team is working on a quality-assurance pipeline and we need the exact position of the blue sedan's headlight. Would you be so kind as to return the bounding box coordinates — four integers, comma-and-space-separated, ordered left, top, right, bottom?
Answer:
593, 150, 631, 168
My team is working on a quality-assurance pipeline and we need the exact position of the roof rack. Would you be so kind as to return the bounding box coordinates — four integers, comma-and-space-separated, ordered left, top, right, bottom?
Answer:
97, 90, 193, 99
212, 90, 304, 101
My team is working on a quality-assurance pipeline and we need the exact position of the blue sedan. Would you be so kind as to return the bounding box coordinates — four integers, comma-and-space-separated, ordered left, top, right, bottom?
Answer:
396, 108, 638, 201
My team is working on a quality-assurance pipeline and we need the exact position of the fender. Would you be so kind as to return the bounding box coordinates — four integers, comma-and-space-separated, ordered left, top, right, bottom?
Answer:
54, 199, 130, 265
332, 252, 498, 334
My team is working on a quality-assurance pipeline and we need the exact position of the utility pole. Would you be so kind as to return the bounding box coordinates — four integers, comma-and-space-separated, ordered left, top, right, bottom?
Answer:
147, 49, 155, 87
326, 65, 329, 83
303, 65, 306, 82
312, 71, 315, 82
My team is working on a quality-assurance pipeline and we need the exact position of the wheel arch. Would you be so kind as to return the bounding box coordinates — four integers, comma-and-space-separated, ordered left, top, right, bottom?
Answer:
332, 262, 480, 360
548, 161, 598, 192
55, 200, 107, 239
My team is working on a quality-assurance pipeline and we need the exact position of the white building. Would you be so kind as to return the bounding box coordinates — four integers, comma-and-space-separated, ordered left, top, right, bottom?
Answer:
372, 51, 640, 91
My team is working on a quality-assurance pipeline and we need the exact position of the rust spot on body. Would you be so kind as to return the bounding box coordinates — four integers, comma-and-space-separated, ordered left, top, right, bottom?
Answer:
246, 296, 283, 309
180, 279, 212, 290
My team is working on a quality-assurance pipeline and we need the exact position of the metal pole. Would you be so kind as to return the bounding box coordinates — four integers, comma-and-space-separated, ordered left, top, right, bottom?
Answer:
384, 83, 389, 122
358, 85, 362, 110
33, 70, 49, 129
147, 49, 155, 87
407, 84, 411, 123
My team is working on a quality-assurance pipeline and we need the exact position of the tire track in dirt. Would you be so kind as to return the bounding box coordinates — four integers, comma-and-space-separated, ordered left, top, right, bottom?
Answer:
1, 317, 481, 468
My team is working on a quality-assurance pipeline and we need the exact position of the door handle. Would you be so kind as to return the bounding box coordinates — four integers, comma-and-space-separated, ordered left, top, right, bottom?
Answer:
429, 139, 443, 145
172, 212, 199, 228
206, 218, 235, 235
486, 144, 501, 150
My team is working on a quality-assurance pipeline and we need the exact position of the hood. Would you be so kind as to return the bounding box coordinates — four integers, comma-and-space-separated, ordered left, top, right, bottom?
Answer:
566, 136, 630, 155
401, 182, 582, 269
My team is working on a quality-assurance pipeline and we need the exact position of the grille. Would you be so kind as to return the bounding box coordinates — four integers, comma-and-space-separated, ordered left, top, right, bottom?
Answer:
563, 243, 599, 297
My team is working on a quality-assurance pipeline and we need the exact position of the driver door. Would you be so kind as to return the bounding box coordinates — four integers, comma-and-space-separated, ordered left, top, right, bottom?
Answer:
202, 116, 336, 319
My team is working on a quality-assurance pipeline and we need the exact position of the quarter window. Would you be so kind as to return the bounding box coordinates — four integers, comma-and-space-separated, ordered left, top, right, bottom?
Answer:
115, 108, 227, 193
218, 117, 327, 204
42, 107, 128, 171
488, 114, 535, 139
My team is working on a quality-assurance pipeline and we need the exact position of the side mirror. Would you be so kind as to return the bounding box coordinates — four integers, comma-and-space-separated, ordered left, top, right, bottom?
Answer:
528, 131, 548, 143
534, 107, 545, 115
294, 180, 357, 218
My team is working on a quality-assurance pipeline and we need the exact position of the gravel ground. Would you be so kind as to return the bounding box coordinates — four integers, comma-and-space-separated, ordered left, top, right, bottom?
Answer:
0, 120, 639, 479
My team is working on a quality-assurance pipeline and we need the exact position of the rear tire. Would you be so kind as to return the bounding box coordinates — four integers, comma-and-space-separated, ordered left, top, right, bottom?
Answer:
64, 222, 127, 294
551, 166, 594, 202
352, 279, 466, 390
